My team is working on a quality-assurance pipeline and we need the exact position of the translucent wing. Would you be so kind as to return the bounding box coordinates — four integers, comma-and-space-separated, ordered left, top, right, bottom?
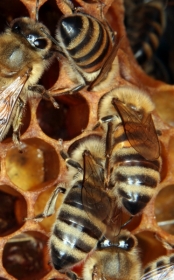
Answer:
82, 150, 113, 223
112, 98, 160, 160
0, 71, 30, 139
106, 203, 122, 241
141, 264, 174, 280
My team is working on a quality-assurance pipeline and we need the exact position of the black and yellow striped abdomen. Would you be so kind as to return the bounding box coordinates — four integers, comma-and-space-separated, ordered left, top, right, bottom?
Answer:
59, 13, 113, 73
50, 182, 106, 271
125, 1, 165, 65
143, 253, 174, 279
110, 125, 161, 215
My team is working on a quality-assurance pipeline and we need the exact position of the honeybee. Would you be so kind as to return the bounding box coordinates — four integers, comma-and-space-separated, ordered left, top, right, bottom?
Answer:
54, 0, 119, 92
124, 0, 166, 65
34, 134, 121, 279
141, 253, 174, 279
0, 4, 58, 147
93, 86, 162, 216
124, 0, 167, 81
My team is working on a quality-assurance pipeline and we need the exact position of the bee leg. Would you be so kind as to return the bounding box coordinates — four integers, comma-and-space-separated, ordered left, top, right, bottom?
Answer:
26, 184, 66, 222
92, 115, 116, 130
12, 98, 25, 149
104, 121, 113, 189
60, 149, 83, 173
54, 83, 86, 97
66, 270, 82, 280
28, 84, 59, 109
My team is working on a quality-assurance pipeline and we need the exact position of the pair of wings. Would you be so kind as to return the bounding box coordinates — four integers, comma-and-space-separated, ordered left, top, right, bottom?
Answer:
0, 71, 29, 138
112, 97, 160, 161
81, 149, 121, 237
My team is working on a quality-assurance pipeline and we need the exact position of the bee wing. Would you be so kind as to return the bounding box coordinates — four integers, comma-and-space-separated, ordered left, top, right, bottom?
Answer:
112, 98, 160, 160
141, 264, 174, 280
106, 203, 122, 240
82, 150, 113, 223
0, 71, 29, 138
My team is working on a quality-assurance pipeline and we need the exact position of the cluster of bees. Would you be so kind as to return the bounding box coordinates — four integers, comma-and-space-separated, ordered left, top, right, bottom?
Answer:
0, 0, 173, 279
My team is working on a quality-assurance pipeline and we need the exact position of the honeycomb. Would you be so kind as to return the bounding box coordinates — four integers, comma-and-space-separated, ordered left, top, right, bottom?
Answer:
0, 0, 174, 279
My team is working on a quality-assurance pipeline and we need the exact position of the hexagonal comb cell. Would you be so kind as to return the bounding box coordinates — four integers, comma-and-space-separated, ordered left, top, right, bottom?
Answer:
0, 185, 27, 236
37, 94, 89, 141
2, 232, 51, 279
5, 139, 59, 191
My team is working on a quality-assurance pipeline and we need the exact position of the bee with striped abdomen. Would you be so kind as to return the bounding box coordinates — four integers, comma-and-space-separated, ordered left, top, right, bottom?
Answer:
54, 0, 119, 92
124, 0, 168, 81
93, 86, 162, 216
33, 134, 121, 279
124, 0, 166, 65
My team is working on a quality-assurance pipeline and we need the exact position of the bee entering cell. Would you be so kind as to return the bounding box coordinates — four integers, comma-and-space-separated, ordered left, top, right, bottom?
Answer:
2, 232, 51, 279
6, 138, 59, 191
36, 94, 89, 140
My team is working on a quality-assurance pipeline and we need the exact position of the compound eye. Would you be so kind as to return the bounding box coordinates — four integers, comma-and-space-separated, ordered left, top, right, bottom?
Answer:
12, 22, 21, 34
34, 38, 47, 49
126, 237, 135, 250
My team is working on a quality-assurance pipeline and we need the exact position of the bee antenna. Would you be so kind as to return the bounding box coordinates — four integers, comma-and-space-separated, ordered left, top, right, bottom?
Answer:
36, 0, 40, 22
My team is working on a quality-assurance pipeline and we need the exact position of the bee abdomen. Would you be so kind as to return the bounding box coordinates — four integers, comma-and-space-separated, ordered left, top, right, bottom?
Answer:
144, 254, 174, 275
127, 2, 164, 64
50, 221, 94, 270
60, 14, 112, 72
112, 152, 161, 215
50, 184, 104, 270
118, 188, 151, 215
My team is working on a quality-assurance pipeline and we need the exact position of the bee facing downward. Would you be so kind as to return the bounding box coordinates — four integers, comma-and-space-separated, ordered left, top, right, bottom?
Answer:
93, 86, 162, 216
54, 0, 119, 92
33, 134, 121, 279
0, 10, 58, 147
